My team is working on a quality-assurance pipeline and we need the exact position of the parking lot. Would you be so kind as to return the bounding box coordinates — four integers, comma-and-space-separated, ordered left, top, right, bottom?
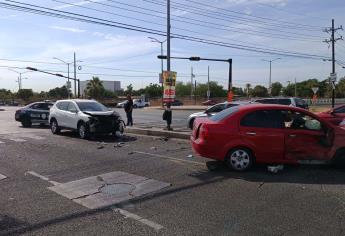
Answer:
1, 107, 345, 235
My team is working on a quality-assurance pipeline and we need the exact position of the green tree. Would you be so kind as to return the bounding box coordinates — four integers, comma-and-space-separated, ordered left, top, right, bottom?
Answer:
271, 82, 283, 96
125, 84, 133, 95
232, 87, 244, 97
85, 77, 105, 99
17, 89, 34, 101
251, 85, 268, 97
144, 83, 162, 97
336, 78, 345, 98
195, 81, 227, 98
175, 82, 191, 96
48, 86, 68, 98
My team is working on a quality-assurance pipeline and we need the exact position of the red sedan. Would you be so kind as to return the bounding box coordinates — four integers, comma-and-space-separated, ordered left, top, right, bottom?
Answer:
191, 104, 345, 171
317, 104, 345, 125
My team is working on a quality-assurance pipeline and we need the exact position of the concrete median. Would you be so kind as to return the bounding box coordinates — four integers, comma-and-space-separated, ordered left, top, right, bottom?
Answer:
125, 126, 190, 140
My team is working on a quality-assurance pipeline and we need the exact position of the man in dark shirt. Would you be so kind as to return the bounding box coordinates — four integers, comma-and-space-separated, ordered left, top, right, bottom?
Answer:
124, 94, 133, 126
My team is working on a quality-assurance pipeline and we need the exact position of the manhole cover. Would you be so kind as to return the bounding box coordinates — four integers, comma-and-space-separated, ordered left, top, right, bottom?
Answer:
100, 183, 135, 196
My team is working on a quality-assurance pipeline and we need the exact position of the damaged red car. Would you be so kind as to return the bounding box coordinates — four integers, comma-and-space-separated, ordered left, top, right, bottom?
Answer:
191, 104, 345, 171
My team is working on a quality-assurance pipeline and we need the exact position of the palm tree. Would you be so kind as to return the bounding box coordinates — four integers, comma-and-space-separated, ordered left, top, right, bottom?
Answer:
245, 83, 251, 98
85, 77, 104, 99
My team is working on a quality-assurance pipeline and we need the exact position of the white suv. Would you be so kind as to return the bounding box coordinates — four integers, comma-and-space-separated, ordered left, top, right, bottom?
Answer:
49, 99, 125, 139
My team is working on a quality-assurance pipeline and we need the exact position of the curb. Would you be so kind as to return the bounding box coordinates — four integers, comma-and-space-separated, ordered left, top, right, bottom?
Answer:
146, 107, 205, 111
125, 127, 190, 140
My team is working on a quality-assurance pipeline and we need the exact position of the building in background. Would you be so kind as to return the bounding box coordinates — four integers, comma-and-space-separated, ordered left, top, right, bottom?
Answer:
80, 80, 121, 96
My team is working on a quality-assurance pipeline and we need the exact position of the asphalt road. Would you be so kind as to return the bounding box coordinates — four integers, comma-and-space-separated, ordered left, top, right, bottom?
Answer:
1, 106, 345, 235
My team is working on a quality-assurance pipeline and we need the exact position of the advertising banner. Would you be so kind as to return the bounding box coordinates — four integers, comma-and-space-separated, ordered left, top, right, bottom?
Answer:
163, 71, 177, 103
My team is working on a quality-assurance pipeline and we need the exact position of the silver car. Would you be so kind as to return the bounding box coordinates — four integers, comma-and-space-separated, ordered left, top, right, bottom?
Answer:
187, 101, 255, 129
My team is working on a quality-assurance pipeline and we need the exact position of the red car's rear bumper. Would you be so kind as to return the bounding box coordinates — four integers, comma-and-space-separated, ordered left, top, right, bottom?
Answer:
190, 137, 224, 161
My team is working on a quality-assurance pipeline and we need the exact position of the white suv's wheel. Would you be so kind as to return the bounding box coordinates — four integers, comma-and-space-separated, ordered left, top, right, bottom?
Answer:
50, 119, 60, 134
226, 148, 254, 171
78, 123, 89, 139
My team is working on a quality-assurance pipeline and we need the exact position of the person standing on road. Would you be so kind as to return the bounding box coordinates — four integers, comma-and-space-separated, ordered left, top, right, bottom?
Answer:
163, 103, 172, 131
124, 94, 133, 126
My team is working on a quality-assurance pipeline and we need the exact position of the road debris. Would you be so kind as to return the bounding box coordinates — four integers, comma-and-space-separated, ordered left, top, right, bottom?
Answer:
150, 147, 157, 151
187, 154, 193, 158
114, 142, 125, 148
267, 165, 284, 174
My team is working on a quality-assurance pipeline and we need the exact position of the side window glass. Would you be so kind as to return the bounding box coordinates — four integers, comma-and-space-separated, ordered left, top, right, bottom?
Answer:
67, 103, 77, 113
241, 110, 283, 128
207, 104, 224, 113
283, 111, 321, 131
30, 104, 39, 109
57, 102, 68, 111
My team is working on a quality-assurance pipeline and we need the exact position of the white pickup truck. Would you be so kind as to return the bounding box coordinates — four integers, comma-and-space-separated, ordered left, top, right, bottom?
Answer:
133, 99, 150, 108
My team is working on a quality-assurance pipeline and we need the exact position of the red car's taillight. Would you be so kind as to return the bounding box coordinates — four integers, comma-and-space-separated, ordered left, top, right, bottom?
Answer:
199, 124, 209, 138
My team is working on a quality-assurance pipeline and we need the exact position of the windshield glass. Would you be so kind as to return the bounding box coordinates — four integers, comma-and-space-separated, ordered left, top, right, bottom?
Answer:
76, 102, 108, 112
210, 106, 239, 121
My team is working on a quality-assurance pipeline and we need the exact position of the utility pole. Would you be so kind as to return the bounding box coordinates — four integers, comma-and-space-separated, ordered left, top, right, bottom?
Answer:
190, 67, 194, 99
167, 0, 171, 73
207, 66, 210, 100
74, 52, 78, 98
262, 58, 281, 95
194, 80, 197, 105
294, 78, 297, 97
324, 19, 343, 107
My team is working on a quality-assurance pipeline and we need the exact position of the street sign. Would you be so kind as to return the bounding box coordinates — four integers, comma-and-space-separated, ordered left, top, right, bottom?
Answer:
331, 81, 336, 90
330, 73, 337, 82
162, 71, 177, 103
311, 87, 319, 94
159, 73, 163, 84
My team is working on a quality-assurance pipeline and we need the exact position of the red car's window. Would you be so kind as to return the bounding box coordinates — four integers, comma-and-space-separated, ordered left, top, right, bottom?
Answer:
240, 110, 284, 129
282, 111, 322, 131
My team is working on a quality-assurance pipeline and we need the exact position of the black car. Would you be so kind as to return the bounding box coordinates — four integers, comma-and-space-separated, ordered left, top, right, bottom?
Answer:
15, 101, 54, 127
170, 100, 184, 106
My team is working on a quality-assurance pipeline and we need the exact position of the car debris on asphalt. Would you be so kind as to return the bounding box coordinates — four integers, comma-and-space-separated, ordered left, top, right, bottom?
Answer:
267, 165, 284, 174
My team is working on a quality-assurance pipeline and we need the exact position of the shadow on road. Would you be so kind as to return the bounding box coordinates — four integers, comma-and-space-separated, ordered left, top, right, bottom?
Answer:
189, 161, 345, 185
58, 131, 137, 143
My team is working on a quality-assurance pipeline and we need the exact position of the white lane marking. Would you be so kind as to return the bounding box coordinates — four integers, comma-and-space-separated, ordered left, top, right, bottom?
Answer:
113, 208, 164, 231
0, 174, 7, 180
8, 138, 26, 142
134, 151, 204, 166
26, 171, 60, 186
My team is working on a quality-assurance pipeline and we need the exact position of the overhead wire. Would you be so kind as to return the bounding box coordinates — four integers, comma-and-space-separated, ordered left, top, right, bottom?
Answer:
0, 0, 330, 61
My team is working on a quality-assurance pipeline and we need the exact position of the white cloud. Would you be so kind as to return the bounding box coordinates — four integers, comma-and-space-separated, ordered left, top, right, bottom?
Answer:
54, 0, 107, 10
49, 26, 86, 33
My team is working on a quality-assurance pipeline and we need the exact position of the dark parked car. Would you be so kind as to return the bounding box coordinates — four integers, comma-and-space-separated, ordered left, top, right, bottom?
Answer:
255, 97, 309, 109
170, 100, 183, 106
15, 101, 54, 127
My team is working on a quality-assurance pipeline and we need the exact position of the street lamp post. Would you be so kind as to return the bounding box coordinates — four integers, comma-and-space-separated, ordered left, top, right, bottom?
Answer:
53, 56, 82, 98
157, 55, 233, 100
148, 37, 167, 107
262, 58, 281, 95
8, 68, 31, 91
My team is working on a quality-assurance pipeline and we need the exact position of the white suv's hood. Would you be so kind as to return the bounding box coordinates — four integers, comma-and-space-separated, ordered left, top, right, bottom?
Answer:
83, 111, 118, 116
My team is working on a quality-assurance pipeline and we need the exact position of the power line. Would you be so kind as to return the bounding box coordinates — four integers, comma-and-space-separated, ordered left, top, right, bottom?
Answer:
144, 0, 323, 37
179, 0, 325, 29
0, 1, 330, 60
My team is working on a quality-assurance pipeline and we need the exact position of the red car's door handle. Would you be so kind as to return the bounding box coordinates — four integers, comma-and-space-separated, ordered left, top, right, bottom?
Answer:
289, 134, 297, 138
246, 132, 256, 136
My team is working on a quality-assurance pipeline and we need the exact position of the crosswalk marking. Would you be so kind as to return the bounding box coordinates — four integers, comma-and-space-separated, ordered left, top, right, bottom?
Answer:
8, 138, 26, 142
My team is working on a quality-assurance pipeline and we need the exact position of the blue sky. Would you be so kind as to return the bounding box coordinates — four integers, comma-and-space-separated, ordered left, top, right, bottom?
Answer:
0, 0, 344, 92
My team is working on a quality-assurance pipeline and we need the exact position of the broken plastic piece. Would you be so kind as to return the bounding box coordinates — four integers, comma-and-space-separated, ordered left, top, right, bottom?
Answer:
267, 165, 284, 173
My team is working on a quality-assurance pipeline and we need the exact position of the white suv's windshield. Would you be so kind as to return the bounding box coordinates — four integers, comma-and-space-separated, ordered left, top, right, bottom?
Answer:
76, 102, 108, 112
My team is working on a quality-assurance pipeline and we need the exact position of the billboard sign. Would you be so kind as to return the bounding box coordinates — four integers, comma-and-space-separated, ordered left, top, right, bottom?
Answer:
162, 71, 177, 103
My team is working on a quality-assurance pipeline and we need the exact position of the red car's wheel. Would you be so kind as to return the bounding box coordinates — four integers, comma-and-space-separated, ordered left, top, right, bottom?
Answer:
226, 148, 254, 171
